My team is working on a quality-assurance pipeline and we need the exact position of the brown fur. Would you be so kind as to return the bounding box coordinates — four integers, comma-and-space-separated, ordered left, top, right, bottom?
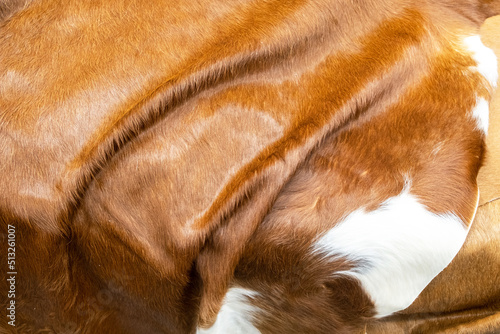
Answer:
365, 15, 500, 334
0, 0, 498, 333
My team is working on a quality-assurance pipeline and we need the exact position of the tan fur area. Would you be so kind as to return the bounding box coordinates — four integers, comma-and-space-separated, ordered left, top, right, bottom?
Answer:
478, 16, 500, 206
0, 1, 498, 333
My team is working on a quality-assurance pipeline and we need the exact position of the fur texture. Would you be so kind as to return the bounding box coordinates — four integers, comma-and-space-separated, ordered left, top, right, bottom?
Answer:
365, 15, 500, 334
0, 1, 498, 333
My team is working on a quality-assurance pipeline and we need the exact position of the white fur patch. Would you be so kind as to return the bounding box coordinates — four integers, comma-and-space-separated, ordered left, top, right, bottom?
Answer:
312, 186, 470, 317
471, 97, 490, 135
462, 35, 496, 135
197, 288, 261, 334
463, 35, 498, 88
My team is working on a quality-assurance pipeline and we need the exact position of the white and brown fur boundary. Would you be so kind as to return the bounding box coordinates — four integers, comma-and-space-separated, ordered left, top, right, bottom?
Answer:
0, 0, 498, 333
